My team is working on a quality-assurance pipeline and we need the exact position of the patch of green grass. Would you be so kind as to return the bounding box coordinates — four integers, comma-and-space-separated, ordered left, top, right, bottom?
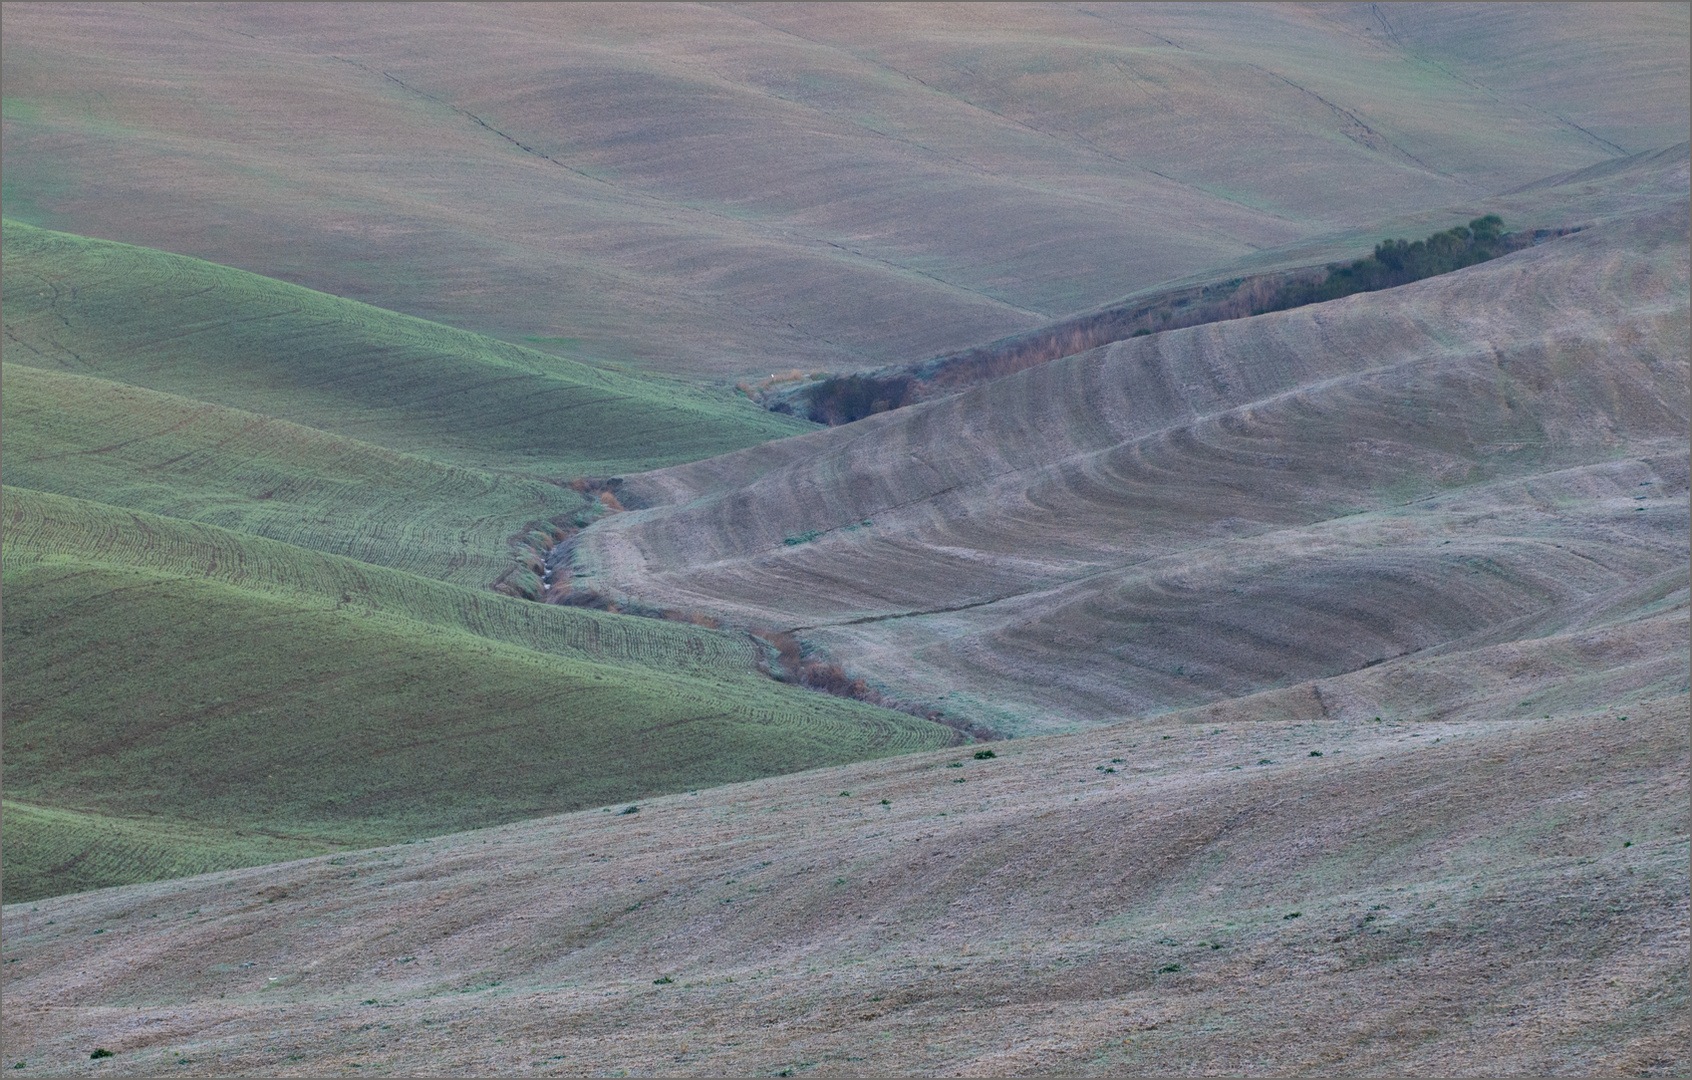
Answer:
1, 488, 757, 679
0, 800, 334, 904
1, 220, 815, 478
1, 491, 956, 902
0, 223, 947, 906
0, 364, 586, 588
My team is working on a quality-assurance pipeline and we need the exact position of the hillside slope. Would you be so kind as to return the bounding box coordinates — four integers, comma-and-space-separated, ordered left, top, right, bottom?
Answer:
2, 690, 1683, 1076
771, 143, 1692, 421
0, 221, 813, 478
1, 364, 581, 588
0, 225, 948, 905
4, 3, 1685, 377
572, 177, 1690, 734
1, 488, 959, 903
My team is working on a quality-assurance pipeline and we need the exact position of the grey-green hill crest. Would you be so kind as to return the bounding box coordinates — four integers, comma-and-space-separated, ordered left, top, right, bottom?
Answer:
1, 220, 814, 478
5, 4, 1686, 378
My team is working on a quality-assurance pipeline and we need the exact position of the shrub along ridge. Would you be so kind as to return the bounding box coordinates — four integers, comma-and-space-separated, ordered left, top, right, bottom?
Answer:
785, 217, 1557, 425
1253, 216, 1528, 312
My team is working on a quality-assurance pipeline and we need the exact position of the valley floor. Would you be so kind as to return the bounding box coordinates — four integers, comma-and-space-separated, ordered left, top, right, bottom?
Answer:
3, 693, 1685, 1077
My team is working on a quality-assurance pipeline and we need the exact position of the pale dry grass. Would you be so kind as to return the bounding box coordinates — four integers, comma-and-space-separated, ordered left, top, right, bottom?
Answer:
2, 4, 1685, 378
2, 694, 1684, 1076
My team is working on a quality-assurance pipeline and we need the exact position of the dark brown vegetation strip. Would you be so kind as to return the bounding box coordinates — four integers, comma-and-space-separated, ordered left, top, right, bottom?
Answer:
784, 218, 1574, 425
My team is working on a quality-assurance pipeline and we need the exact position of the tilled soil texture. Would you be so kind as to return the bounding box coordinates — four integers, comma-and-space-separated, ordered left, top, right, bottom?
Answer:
571, 154, 1690, 736
2, 697, 1685, 1076
3, 4, 1686, 379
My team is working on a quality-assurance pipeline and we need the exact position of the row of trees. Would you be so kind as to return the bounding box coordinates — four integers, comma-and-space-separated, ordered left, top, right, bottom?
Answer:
1256, 215, 1516, 313
796, 217, 1525, 427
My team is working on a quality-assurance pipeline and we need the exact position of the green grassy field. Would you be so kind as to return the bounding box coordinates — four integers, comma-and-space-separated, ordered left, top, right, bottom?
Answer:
0, 800, 337, 906
3, 487, 766, 677
1, 489, 958, 904
1, 364, 588, 587
0, 224, 955, 905
1, 220, 813, 477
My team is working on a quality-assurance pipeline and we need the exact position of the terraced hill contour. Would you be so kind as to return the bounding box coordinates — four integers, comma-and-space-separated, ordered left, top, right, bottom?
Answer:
571, 158, 1691, 735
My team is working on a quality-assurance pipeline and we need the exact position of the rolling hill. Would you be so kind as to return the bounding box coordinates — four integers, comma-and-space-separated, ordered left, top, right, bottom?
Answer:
0, 221, 812, 479
2, 6, 1688, 1075
1, 487, 959, 904
1, 691, 1682, 1075
2, 363, 577, 588
3, 3, 1686, 379
568, 155, 1691, 735
0, 224, 957, 904
776, 142, 1692, 421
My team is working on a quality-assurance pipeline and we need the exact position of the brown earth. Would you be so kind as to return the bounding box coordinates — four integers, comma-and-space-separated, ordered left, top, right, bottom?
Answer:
2, 692, 1684, 1076
3, 3, 1687, 379
569, 152, 1691, 735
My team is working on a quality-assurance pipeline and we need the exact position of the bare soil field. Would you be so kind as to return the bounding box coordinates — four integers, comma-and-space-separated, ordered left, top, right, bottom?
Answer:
3, 3, 1686, 378
571, 152, 1690, 735
2, 693, 1684, 1076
